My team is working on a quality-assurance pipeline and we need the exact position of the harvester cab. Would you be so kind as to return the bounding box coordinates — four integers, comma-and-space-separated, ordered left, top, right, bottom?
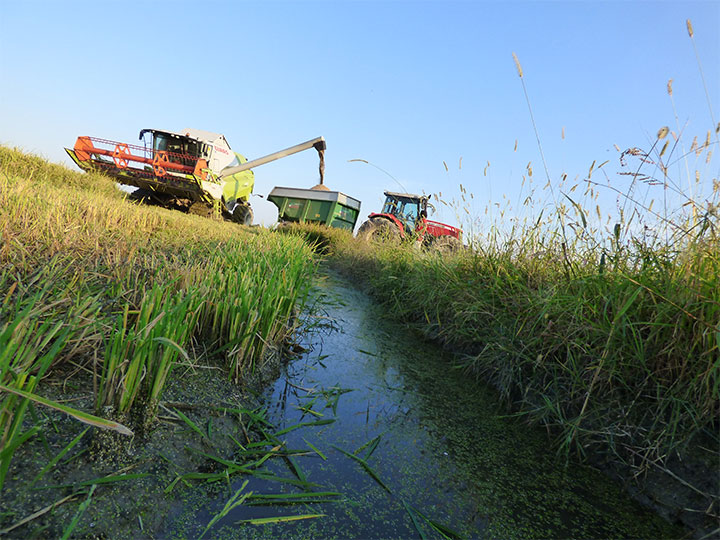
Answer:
65, 130, 326, 226
357, 191, 463, 253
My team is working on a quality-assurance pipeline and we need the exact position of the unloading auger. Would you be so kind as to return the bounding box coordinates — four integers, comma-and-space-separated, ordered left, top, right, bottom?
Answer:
65, 129, 326, 224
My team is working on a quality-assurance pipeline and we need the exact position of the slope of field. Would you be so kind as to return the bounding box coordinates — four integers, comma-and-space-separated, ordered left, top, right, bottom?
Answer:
0, 146, 316, 494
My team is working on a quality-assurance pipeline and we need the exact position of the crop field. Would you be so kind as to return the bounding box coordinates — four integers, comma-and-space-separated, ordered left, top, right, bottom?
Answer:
0, 147, 320, 536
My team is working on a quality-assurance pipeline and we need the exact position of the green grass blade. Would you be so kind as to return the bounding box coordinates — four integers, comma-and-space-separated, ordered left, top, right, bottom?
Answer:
59, 484, 96, 540
0, 426, 40, 461
402, 500, 427, 540
332, 445, 392, 493
302, 438, 327, 460
37, 473, 149, 490
30, 428, 89, 487
274, 419, 335, 437
247, 492, 340, 501
199, 480, 251, 539
238, 513, 325, 525
412, 506, 466, 540
173, 408, 208, 441
0, 384, 133, 436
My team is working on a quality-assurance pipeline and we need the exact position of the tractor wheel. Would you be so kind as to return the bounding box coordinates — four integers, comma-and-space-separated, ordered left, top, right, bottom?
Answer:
429, 235, 462, 255
357, 218, 401, 244
230, 203, 254, 226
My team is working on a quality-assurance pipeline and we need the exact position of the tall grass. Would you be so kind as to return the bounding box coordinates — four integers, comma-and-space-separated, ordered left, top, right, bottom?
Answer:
314, 192, 718, 472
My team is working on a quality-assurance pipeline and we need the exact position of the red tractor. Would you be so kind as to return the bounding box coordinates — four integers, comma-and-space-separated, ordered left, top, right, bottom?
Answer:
356, 191, 463, 253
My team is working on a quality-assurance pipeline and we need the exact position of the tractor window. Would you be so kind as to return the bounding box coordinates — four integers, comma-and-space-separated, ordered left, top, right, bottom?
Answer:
382, 197, 399, 214
399, 200, 419, 222
382, 196, 420, 223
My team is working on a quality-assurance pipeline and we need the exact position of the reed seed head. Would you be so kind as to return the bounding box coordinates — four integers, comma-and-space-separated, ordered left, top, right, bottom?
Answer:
686, 19, 693, 37
512, 52, 523, 78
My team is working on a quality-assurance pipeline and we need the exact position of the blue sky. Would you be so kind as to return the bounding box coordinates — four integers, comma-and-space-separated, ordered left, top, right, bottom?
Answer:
1, 1, 718, 233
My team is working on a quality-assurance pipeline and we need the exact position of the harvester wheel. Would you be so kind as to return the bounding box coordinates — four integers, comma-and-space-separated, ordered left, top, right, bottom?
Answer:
429, 235, 462, 254
230, 203, 254, 226
189, 202, 215, 219
357, 218, 400, 244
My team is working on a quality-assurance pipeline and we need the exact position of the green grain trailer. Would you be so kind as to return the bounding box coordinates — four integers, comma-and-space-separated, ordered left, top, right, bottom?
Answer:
268, 186, 361, 230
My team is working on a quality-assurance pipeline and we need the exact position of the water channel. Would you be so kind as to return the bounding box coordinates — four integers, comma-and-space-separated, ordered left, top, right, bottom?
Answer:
177, 269, 681, 539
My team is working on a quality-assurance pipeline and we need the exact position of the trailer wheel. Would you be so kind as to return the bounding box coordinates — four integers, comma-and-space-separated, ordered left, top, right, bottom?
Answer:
357, 218, 400, 244
231, 203, 254, 226
429, 235, 462, 254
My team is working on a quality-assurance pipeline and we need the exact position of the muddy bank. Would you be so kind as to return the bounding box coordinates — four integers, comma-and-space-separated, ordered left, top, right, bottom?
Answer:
0, 353, 288, 538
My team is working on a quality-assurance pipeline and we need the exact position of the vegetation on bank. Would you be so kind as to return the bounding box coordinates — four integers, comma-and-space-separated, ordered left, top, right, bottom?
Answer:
0, 146, 315, 493
282, 159, 719, 491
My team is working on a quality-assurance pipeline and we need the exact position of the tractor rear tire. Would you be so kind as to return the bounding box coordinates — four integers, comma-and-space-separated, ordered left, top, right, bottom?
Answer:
230, 203, 254, 226
429, 235, 462, 254
357, 218, 401, 244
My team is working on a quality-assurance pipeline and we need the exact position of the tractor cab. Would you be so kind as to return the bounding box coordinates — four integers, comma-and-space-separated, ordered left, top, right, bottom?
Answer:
381, 191, 429, 233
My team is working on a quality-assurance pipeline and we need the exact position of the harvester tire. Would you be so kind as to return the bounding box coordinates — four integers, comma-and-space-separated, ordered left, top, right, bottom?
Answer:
429, 235, 462, 254
189, 202, 215, 219
357, 218, 400, 244
231, 204, 254, 226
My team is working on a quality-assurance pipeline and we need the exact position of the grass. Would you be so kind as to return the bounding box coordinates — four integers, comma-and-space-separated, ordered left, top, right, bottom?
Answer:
301, 192, 718, 475
0, 145, 315, 492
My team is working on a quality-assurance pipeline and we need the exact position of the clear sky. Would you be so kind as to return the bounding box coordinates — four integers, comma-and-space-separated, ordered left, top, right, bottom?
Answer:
1, 0, 718, 233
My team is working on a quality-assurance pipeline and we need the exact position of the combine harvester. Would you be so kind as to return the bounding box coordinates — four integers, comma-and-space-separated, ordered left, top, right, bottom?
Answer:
65, 129, 328, 225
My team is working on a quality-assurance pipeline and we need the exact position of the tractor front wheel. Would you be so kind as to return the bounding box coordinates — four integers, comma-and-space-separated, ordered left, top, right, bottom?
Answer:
357, 218, 401, 244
